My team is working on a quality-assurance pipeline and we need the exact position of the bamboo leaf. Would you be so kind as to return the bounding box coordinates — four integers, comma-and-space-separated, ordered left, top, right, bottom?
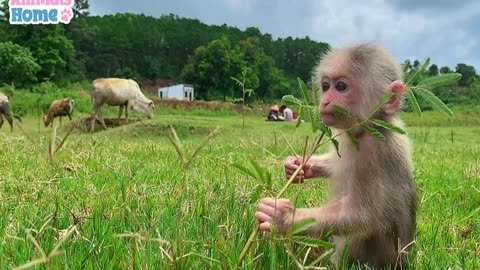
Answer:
230, 77, 242, 86
318, 122, 332, 138
282, 95, 302, 107
331, 138, 341, 157
413, 87, 454, 117
308, 106, 320, 133
291, 218, 316, 235
311, 76, 319, 107
370, 119, 406, 135
296, 106, 304, 127
297, 77, 310, 104
402, 59, 411, 75
265, 169, 273, 188
232, 163, 258, 180
249, 185, 263, 204
369, 92, 394, 117
346, 130, 359, 150
293, 236, 333, 248
360, 123, 385, 141
331, 104, 350, 120
416, 73, 462, 90
405, 88, 422, 116
406, 57, 430, 85
249, 157, 265, 183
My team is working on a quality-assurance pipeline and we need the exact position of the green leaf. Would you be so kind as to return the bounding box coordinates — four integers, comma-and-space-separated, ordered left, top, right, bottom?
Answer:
402, 59, 411, 75
369, 92, 394, 117
296, 106, 304, 127
293, 236, 333, 248
346, 130, 359, 150
311, 76, 319, 107
331, 104, 350, 119
318, 122, 332, 138
249, 157, 265, 183
282, 95, 302, 107
331, 138, 341, 157
370, 119, 406, 135
249, 184, 263, 204
405, 88, 422, 116
360, 124, 385, 141
230, 76, 242, 86
232, 163, 257, 180
413, 87, 454, 117
308, 106, 320, 133
297, 77, 310, 104
291, 218, 316, 235
416, 73, 462, 90
406, 57, 430, 85
265, 169, 273, 188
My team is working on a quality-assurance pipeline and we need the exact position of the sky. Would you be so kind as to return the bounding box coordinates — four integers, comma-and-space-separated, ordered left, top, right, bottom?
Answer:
89, 0, 480, 72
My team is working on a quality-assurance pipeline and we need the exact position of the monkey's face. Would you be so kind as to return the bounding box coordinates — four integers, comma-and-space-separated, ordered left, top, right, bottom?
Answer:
319, 72, 359, 129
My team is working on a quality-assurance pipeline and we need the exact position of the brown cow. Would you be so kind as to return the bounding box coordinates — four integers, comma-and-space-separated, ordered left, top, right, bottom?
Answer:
43, 97, 75, 127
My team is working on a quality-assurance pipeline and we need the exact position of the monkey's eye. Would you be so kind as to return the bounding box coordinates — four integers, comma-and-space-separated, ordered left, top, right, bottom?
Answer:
321, 82, 330, 92
336, 81, 348, 92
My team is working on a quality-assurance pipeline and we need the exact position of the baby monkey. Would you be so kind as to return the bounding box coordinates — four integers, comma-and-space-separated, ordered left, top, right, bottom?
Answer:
255, 43, 416, 269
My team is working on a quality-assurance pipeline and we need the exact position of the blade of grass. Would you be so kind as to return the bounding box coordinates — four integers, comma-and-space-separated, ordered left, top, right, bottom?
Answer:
54, 124, 77, 155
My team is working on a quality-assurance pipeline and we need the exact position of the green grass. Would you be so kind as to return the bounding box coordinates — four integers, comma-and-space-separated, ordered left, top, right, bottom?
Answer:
0, 108, 479, 269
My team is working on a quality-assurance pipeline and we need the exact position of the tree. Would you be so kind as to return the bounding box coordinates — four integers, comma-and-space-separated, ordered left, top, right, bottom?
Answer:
413, 60, 420, 69
455, 63, 476, 86
428, 64, 439, 76
73, 0, 90, 19
25, 26, 76, 82
0, 42, 40, 86
236, 36, 288, 100
181, 37, 253, 100
440, 66, 452, 74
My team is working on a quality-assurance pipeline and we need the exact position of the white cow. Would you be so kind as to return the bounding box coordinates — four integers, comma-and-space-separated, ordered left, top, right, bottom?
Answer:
90, 78, 154, 132
0, 92, 22, 132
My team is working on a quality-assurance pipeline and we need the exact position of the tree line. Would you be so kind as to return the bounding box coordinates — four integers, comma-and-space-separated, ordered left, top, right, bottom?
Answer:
0, 0, 478, 105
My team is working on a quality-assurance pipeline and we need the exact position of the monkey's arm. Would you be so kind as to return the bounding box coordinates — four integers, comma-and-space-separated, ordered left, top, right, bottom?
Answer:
257, 196, 373, 235
306, 154, 333, 178
288, 196, 372, 236
285, 153, 332, 182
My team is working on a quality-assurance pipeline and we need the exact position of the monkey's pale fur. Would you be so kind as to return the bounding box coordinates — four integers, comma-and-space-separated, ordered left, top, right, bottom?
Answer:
288, 43, 416, 268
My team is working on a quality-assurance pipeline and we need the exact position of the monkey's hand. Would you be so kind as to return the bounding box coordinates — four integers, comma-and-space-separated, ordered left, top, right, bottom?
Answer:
284, 156, 314, 183
255, 198, 293, 233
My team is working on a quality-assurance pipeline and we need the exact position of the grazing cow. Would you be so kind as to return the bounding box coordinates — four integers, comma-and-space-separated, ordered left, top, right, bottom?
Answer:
43, 97, 75, 127
90, 78, 154, 132
0, 92, 22, 132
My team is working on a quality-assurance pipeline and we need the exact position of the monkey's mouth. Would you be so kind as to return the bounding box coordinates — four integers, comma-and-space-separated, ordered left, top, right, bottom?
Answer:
320, 112, 337, 125
320, 112, 336, 118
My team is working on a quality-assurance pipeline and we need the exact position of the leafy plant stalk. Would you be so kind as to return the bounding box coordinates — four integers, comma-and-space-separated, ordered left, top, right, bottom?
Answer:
231, 68, 254, 130
237, 133, 325, 265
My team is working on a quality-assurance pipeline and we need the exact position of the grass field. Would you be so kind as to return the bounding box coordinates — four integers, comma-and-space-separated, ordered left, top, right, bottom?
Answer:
0, 108, 479, 269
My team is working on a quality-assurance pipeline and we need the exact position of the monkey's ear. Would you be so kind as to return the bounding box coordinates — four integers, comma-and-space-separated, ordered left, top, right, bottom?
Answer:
383, 80, 406, 115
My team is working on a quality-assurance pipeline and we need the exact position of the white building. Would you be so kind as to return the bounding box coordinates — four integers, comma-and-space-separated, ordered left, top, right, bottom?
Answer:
158, 84, 194, 101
